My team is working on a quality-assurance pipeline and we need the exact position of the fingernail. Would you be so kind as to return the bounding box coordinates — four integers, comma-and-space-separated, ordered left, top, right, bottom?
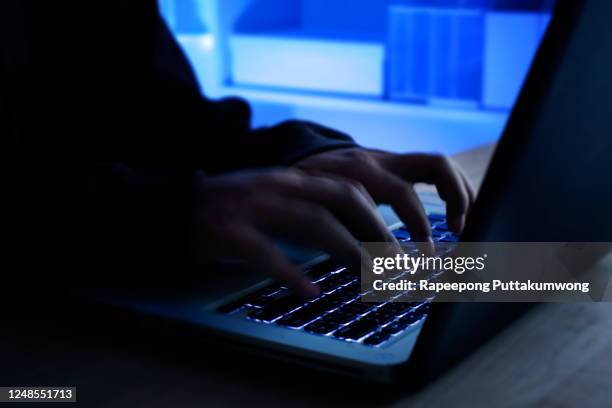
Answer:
416, 238, 434, 256
426, 237, 435, 255
393, 239, 404, 255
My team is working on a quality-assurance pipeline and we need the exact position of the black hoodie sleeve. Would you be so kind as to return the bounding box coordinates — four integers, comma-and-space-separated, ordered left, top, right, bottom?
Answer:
2, 0, 356, 286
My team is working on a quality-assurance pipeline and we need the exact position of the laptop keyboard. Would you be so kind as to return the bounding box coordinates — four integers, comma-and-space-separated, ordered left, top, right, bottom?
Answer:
216, 214, 456, 347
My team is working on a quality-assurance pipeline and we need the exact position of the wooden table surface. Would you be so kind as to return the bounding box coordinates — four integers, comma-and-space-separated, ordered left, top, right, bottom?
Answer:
2, 143, 611, 407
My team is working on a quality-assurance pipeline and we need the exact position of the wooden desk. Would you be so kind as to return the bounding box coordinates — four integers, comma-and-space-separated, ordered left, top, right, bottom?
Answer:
2, 143, 611, 407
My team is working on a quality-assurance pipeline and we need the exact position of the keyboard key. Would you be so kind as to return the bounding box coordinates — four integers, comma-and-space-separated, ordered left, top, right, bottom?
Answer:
304, 320, 339, 335
417, 302, 431, 314
404, 301, 425, 310
363, 331, 391, 346
253, 284, 283, 297
325, 289, 357, 305
218, 288, 273, 313
219, 283, 284, 312
324, 308, 358, 325
365, 310, 395, 325
343, 301, 375, 315
307, 260, 340, 281
433, 222, 449, 231
398, 311, 425, 326
428, 213, 446, 222
217, 300, 244, 314
309, 297, 339, 313
286, 298, 337, 323
431, 229, 447, 238
383, 321, 408, 335
341, 280, 360, 293
248, 295, 306, 322
248, 296, 275, 308
439, 235, 459, 242
319, 276, 345, 293
344, 267, 361, 278
377, 302, 413, 316
392, 228, 410, 241
334, 271, 355, 285
333, 318, 378, 340
276, 314, 311, 328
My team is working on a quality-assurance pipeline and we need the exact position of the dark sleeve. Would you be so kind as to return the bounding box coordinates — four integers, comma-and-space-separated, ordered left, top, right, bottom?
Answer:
2, 0, 356, 285
7, 0, 356, 168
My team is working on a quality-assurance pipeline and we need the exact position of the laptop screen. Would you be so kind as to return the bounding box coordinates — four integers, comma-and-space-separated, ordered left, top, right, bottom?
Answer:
469, 0, 612, 241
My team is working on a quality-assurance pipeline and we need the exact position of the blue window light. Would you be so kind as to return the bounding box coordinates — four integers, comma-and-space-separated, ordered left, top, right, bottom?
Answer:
159, 0, 554, 155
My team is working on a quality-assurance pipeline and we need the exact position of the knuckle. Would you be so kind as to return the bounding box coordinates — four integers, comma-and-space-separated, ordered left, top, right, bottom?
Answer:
263, 170, 301, 188
290, 202, 319, 221
304, 204, 332, 225
264, 171, 288, 184
352, 180, 367, 193
308, 205, 330, 223
346, 183, 368, 205
430, 153, 451, 169
338, 180, 359, 198
286, 167, 307, 177
330, 178, 366, 201
347, 149, 374, 165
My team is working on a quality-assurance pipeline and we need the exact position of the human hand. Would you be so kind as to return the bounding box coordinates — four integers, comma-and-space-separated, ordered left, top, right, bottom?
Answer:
193, 169, 397, 298
295, 148, 474, 246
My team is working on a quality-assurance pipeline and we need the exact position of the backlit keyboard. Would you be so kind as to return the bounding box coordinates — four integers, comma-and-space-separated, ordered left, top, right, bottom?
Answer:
216, 214, 456, 347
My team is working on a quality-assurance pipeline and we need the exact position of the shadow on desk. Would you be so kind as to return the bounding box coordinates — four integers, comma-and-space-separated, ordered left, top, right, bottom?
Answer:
1, 299, 408, 407
3, 294, 612, 407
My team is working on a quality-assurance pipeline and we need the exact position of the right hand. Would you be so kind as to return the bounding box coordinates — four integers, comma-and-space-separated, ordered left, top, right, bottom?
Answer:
193, 169, 397, 298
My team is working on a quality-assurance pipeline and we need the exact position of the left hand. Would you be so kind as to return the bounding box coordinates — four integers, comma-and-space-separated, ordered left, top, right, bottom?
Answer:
295, 148, 474, 244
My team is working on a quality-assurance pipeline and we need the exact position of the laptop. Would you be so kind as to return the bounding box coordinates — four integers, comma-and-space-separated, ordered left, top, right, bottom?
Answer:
91, 0, 612, 387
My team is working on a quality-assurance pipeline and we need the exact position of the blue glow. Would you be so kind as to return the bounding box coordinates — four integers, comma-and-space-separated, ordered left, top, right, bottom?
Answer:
388, 5, 485, 105
230, 35, 384, 96
160, 0, 554, 154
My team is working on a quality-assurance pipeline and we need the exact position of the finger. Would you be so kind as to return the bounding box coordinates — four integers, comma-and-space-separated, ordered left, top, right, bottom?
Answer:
269, 172, 397, 244
224, 223, 320, 299
386, 154, 469, 234
255, 199, 364, 268
431, 157, 469, 233
452, 169, 475, 233
308, 176, 396, 244
300, 169, 378, 209
309, 174, 404, 255
298, 150, 391, 199
457, 165, 475, 210
384, 174, 434, 253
